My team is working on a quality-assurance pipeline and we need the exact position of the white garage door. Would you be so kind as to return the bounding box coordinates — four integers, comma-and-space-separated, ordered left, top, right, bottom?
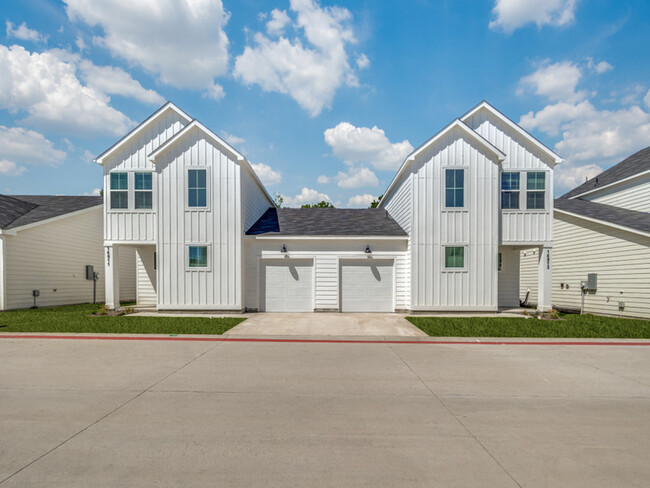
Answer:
340, 259, 394, 312
262, 259, 313, 312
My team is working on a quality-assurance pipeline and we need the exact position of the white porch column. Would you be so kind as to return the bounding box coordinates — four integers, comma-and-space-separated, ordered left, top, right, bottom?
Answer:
0, 235, 7, 311
104, 244, 120, 309
537, 246, 552, 312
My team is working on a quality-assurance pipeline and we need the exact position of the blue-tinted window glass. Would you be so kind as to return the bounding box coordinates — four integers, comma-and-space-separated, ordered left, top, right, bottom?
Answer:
188, 169, 207, 207
527, 172, 546, 209
445, 169, 464, 207
110, 173, 128, 190
188, 246, 208, 268
135, 173, 152, 190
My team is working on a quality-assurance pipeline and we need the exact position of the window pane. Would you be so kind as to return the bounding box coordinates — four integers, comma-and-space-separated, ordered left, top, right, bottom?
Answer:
110, 191, 128, 209
527, 191, 545, 209
501, 172, 519, 190
197, 189, 206, 207
135, 191, 152, 209
445, 169, 464, 208
188, 169, 207, 207
189, 246, 208, 268
527, 172, 545, 190
110, 173, 128, 190
501, 191, 519, 209
445, 247, 464, 268
135, 173, 152, 190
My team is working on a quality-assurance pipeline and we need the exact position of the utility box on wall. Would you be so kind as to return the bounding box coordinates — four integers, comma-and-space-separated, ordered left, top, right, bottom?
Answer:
586, 273, 597, 291
86, 265, 94, 281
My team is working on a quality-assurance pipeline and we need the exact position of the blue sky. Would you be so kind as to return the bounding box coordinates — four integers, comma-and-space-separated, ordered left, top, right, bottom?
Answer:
1, 0, 649, 207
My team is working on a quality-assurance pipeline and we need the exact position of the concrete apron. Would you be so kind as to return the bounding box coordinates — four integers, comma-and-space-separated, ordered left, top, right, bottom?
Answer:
224, 313, 427, 337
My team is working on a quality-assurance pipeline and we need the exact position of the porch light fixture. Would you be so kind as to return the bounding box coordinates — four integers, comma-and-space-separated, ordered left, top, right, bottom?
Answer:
365, 245, 372, 254
281, 244, 287, 253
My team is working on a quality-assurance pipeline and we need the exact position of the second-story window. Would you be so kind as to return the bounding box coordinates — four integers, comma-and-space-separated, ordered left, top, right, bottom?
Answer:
134, 173, 152, 209
501, 172, 520, 209
527, 172, 546, 210
110, 172, 128, 209
188, 169, 207, 207
445, 169, 464, 208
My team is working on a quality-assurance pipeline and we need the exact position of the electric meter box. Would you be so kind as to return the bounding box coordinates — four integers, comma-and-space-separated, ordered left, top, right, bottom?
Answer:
86, 265, 94, 281
586, 273, 597, 290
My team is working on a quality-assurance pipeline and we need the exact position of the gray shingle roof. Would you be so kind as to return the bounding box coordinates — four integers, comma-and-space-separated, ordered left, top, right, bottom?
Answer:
0, 195, 102, 230
246, 208, 407, 237
561, 146, 650, 199
554, 198, 650, 235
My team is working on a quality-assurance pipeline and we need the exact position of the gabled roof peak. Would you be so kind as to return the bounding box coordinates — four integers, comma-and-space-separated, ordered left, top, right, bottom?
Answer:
95, 101, 191, 165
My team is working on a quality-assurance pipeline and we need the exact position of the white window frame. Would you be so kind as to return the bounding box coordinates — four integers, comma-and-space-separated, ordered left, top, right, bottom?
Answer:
185, 244, 212, 271
185, 166, 210, 210
133, 170, 155, 212
442, 166, 469, 211
500, 171, 521, 211
525, 171, 548, 212
109, 171, 130, 212
442, 245, 468, 272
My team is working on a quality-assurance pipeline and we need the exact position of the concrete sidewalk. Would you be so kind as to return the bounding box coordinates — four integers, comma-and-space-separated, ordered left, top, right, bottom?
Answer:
1, 337, 649, 487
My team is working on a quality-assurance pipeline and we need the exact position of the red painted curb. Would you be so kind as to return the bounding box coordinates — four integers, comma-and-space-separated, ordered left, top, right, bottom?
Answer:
1, 334, 649, 346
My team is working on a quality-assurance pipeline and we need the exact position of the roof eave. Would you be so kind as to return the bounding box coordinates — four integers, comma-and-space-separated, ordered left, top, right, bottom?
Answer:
566, 168, 650, 200
554, 207, 650, 239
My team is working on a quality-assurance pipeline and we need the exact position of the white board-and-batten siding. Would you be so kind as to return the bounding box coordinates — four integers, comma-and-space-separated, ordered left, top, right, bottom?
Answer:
520, 214, 650, 319
584, 174, 650, 213
243, 239, 408, 312
464, 109, 554, 244
408, 128, 500, 310
2, 208, 135, 310
383, 172, 412, 310
155, 128, 242, 309
103, 109, 188, 243
241, 165, 272, 232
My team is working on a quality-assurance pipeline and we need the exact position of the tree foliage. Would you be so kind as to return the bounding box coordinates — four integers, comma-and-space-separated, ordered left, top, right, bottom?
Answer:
369, 194, 383, 208
301, 200, 334, 208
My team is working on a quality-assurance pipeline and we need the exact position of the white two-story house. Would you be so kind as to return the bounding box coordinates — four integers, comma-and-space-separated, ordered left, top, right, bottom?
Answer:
98, 101, 561, 313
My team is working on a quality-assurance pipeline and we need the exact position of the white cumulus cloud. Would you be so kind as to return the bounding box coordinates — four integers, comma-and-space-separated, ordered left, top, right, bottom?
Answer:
64, 0, 230, 97
335, 166, 378, 189
518, 61, 585, 102
490, 0, 579, 33
555, 164, 603, 192
0, 126, 66, 167
0, 45, 135, 136
234, 0, 366, 116
346, 193, 375, 208
324, 122, 413, 171
0, 160, 27, 176
283, 187, 331, 207
6, 20, 47, 43
251, 162, 282, 186
644, 89, 650, 110
79, 60, 164, 105
266, 9, 291, 36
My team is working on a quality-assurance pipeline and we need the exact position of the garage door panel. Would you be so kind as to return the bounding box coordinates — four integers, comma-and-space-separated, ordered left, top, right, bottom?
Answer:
340, 259, 394, 312
262, 259, 313, 312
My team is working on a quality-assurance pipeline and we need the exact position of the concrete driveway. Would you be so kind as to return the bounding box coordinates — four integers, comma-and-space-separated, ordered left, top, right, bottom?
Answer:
225, 312, 426, 336
0, 336, 649, 487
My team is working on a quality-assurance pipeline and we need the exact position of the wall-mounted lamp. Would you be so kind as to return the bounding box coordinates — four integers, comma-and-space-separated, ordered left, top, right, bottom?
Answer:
281, 244, 287, 253
365, 245, 372, 254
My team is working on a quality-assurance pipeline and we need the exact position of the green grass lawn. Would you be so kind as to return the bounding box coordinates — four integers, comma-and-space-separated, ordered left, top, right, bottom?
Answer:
0, 304, 245, 335
407, 313, 650, 339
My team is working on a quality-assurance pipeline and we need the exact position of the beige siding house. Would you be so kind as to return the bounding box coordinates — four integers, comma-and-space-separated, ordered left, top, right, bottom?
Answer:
521, 146, 650, 319
0, 195, 135, 311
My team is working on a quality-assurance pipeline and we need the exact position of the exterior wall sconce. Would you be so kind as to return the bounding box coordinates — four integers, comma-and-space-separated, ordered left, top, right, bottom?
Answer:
365, 245, 372, 254
281, 244, 287, 253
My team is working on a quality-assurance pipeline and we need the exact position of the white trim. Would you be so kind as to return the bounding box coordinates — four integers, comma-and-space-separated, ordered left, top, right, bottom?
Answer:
103, 240, 156, 246
245, 235, 408, 240
460, 101, 563, 165
185, 166, 211, 211
95, 102, 191, 165
0, 205, 102, 235
410, 305, 499, 312
379, 118, 505, 209
185, 243, 212, 271
566, 169, 650, 200
0, 235, 6, 310
442, 244, 468, 272
554, 208, 650, 239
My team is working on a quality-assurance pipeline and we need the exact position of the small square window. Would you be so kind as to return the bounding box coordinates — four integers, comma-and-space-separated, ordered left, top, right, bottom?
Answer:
188, 246, 208, 268
110, 173, 128, 190
110, 172, 128, 209
445, 246, 465, 269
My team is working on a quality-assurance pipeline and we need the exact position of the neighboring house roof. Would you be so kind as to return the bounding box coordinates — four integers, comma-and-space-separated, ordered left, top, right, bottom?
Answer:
246, 208, 408, 237
560, 146, 650, 200
95, 101, 191, 165
379, 117, 506, 208
461, 101, 564, 166
554, 198, 650, 237
0, 195, 102, 231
